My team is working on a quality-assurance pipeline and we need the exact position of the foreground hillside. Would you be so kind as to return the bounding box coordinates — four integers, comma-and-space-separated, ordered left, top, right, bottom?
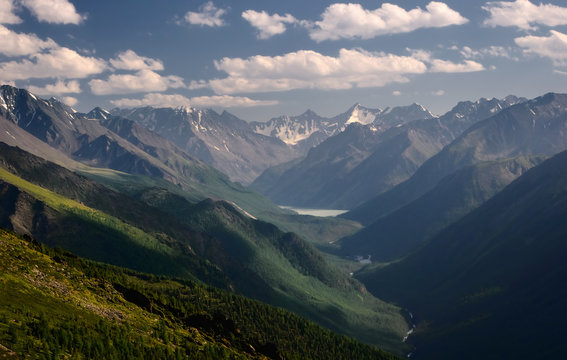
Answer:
0, 229, 399, 360
356, 148, 567, 359
0, 142, 409, 354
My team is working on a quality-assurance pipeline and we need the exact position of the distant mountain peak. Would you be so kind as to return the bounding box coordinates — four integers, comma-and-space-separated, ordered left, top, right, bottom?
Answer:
300, 109, 320, 118
86, 107, 111, 120
345, 104, 381, 125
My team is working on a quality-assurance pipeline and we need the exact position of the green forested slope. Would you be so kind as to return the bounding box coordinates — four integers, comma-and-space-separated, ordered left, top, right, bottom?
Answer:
0, 229, 400, 360
0, 143, 409, 355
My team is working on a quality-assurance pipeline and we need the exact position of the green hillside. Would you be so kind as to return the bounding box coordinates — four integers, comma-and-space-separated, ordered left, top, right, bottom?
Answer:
0, 229, 400, 359
0, 143, 409, 355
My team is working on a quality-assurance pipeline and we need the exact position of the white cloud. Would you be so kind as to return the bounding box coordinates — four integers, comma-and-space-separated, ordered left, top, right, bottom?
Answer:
110, 93, 277, 109
310, 1, 468, 42
27, 80, 81, 95
0, 47, 107, 81
184, 2, 227, 27
406, 48, 485, 72
20, 0, 85, 25
432, 90, 445, 96
407, 48, 486, 72
483, 0, 567, 30
0, 80, 16, 87
0, 0, 22, 24
201, 48, 428, 94
89, 69, 185, 95
429, 59, 485, 73
0, 24, 57, 56
60, 96, 78, 107
459, 45, 518, 61
392, 90, 402, 96
242, 10, 298, 39
110, 50, 164, 71
196, 48, 485, 94
188, 95, 278, 107
515, 30, 567, 66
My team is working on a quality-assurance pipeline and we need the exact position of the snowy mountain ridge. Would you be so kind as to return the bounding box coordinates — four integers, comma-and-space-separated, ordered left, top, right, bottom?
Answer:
250, 102, 435, 150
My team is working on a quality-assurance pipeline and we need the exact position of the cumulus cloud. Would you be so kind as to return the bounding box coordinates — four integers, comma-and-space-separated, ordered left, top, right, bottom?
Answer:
429, 59, 485, 73
184, 2, 227, 27
459, 45, 519, 61
242, 10, 298, 39
20, 0, 85, 25
199, 48, 428, 94
27, 80, 81, 95
0, 0, 22, 24
0, 25, 57, 56
0, 80, 16, 87
60, 96, 78, 107
309, 1, 468, 42
483, 0, 567, 30
407, 48, 485, 72
110, 50, 164, 71
110, 93, 277, 109
0, 47, 107, 81
89, 69, 185, 95
195, 48, 485, 94
515, 30, 567, 66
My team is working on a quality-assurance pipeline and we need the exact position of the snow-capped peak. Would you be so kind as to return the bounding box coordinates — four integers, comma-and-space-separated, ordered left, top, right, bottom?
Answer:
345, 104, 380, 125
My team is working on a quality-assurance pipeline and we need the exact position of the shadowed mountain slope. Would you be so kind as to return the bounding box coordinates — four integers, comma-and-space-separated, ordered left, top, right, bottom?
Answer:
356, 148, 567, 359
340, 156, 544, 261
345, 93, 567, 225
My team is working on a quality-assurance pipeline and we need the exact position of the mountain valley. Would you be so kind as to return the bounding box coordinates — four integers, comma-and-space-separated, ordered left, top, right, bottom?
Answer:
1, 85, 566, 359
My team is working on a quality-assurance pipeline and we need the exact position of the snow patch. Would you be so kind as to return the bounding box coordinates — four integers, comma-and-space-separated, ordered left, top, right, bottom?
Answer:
346, 107, 377, 125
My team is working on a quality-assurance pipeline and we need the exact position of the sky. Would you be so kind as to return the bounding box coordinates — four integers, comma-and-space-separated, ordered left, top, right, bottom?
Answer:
2, 0, 567, 122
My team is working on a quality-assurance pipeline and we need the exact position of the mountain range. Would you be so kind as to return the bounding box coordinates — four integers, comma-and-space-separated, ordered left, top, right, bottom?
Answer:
252, 95, 524, 209
250, 103, 435, 152
0, 85, 410, 355
111, 106, 300, 185
344, 93, 567, 225
2, 83, 567, 359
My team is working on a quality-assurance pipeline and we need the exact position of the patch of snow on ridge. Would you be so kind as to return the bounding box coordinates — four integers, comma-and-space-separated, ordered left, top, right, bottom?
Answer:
253, 116, 323, 145
346, 105, 378, 125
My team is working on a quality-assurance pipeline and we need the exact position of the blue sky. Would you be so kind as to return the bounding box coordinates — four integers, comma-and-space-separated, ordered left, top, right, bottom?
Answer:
2, 0, 567, 121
